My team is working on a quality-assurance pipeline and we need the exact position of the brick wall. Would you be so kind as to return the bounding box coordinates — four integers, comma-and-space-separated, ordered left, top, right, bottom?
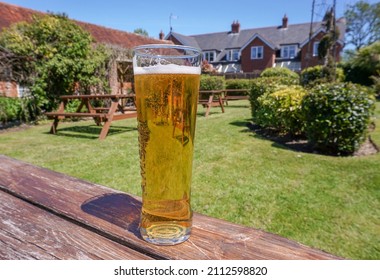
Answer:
301, 31, 343, 69
0, 81, 18, 98
240, 37, 275, 72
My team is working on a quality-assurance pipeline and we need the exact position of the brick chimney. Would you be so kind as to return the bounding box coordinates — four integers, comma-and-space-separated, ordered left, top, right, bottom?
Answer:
159, 30, 165, 40
282, 14, 288, 28
231, 20, 240, 33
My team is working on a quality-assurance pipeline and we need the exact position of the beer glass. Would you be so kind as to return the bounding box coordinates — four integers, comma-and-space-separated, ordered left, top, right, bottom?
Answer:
133, 44, 202, 245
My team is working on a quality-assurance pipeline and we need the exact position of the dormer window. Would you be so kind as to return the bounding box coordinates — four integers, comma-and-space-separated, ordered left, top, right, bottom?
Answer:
203, 51, 215, 62
281, 45, 297, 58
227, 49, 239, 61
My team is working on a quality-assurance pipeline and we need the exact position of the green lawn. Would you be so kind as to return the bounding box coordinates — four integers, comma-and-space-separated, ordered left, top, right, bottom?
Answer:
1, 100, 379, 259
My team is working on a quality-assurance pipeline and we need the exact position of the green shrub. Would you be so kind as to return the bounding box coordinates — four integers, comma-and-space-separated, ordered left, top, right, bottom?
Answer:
249, 76, 299, 117
0, 97, 21, 123
255, 86, 307, 135
260, 67, 300, 81
302, 83, 375, 155
200, 75, 225, 90
301, 65, 345, 87
225, 79, 251, 96
0, 96, 40, 124
225, 79, 250, 89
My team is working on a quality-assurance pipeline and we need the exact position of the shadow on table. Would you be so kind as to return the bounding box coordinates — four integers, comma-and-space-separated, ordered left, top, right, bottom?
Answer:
45, 125, 137, 140
81, 193, 141, 238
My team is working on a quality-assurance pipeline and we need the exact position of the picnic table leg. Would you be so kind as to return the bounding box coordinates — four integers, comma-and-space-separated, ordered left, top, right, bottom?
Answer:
223, 90, 229, 106
49, 101, 66, 134
218, 96, 225, 113
49, 118, 59, 134
98, 99, 119, 140
205, 94, 213, 117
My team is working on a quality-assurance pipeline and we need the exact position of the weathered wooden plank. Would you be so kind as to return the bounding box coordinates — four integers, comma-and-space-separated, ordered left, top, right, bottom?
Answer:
0, 191, 152, 260
0, 155, 342, 260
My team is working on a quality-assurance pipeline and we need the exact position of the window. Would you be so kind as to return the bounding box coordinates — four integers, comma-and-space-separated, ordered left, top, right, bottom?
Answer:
251, 46, 263, 59
281, 45, 297, 58
17, 85, 31, 98
203, 51, 215, 62
313, 42, 319, 57
227, 49, 239, 61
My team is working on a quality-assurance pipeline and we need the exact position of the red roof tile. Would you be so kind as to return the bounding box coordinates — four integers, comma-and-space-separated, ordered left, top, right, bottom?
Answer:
0, 1, 168, 48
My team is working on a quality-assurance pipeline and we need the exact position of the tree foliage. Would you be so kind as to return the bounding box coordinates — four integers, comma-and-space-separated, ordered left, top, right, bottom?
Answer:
134, 28, 149, 37
0, 13, 111, 112
343, 41, 380, 88
344, 0, 380, 50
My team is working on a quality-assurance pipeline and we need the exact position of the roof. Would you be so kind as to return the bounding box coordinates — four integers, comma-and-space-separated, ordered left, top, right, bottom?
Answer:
0, 2, 167, 49
169, 18, 345, 53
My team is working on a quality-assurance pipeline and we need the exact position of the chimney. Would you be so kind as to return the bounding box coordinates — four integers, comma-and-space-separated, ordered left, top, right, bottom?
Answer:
159, 30, 165, 40
282, 14, 288, 28
231, 20, 240, 33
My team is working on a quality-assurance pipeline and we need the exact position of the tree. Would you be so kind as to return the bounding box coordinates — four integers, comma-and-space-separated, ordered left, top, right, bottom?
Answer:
134, 28, 149, 37
344, 0, 380, 50
343, 41, 380, 87
0, 13, 110, 112
318, 7, 340, 81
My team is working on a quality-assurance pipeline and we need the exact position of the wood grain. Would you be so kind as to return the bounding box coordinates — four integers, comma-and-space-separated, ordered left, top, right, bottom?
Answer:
0, 155, 342, 260
0, 191, 152, 260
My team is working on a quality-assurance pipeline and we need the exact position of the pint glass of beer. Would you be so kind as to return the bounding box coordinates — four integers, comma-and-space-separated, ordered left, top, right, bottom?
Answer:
133, 44, 202, 245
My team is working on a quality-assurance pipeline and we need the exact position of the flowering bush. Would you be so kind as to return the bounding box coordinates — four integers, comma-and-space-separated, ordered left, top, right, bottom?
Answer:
254, 86, 307, 135
249, 76, 299, 118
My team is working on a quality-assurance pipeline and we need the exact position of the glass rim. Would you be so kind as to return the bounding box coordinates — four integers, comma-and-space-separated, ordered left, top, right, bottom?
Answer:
133, 44, 202, 59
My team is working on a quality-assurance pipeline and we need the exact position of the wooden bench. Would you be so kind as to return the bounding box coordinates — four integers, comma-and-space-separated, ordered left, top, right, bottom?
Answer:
45, 94, 137, 140
198, 90, 225, 117
223, 89, 250, 105
0, 155, 342, 260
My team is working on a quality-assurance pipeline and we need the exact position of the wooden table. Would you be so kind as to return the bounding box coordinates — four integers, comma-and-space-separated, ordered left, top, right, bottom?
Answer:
0, 155, 342, 260
198, 90, 225, 117
45, 94, 137, 140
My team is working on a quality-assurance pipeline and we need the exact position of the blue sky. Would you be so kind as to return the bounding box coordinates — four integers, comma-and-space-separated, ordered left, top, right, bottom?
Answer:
2, 0, 377, 39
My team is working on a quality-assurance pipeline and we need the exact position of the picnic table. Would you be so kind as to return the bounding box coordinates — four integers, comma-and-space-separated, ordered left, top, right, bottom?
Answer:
0, 155, 342, 260
45, 94, 137, 140
198, 90, 225, 117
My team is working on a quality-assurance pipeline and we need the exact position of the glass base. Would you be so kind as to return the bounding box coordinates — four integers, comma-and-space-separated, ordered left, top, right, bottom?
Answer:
140, 223, 191, 245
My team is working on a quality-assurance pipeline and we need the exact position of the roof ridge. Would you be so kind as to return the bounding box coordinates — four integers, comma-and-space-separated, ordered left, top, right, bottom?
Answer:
183, 20, 324, 38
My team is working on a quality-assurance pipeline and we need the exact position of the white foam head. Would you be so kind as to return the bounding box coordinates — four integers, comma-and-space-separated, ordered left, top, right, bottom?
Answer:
133, 64, 201, 75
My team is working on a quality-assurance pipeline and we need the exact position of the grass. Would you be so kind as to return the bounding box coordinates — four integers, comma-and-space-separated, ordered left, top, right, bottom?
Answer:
1, 100, 379, 259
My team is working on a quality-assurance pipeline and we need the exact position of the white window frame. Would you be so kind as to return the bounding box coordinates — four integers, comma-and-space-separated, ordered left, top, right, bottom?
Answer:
203, 51, 215, 62
227, 49, 239, 61
251, 46, 263, 59
281, 45, 297, 58
313, 42, 319, 57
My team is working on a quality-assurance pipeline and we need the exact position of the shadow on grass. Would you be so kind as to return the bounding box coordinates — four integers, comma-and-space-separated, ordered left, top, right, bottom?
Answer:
231, 120, 379, 156
45, 124, 137, 140
81, 193, 141, 239
196, 111, 225, 117
224, 104, 250, 109
229, 120, 314, 154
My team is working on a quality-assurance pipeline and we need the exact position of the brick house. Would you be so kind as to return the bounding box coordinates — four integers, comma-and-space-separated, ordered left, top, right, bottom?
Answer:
0, 2, 168, 98
165, 15, 345, 74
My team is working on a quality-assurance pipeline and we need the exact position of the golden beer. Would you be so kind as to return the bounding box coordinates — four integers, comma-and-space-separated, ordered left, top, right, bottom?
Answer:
133, 58, 201, 245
